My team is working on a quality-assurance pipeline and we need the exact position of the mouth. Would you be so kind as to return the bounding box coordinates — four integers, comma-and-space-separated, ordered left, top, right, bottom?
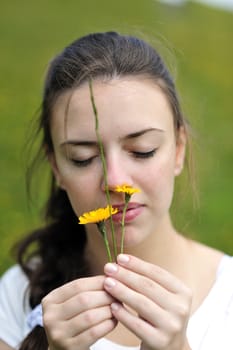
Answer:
111, 202, 144, 223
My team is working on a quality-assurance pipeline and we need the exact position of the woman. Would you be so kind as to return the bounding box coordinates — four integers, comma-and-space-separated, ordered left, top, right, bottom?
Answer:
0, 31, 232, 350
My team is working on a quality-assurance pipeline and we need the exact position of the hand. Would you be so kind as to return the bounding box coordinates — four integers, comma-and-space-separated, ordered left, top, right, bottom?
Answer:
103, 254, 192, 350
42, 276, 117, 350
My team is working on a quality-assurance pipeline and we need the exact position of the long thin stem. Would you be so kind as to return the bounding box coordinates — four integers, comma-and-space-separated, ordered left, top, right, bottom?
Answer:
89, 79, 118, 261
98, 222, 112, 262
120, 194, 131, 254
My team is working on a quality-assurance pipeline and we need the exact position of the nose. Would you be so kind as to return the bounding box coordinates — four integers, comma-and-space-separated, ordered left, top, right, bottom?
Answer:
100, 154, 132, 193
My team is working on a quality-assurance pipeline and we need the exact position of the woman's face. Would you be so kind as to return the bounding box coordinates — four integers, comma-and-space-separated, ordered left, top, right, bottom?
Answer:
50, 77, 186, 248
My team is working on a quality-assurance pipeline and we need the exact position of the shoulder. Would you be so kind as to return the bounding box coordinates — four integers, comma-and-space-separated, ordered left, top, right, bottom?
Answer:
0, 264, 30, 317
217, 254, 233, 277
0, 263, 30, 314
187, 255, 233, 349
0, 265, 31, 348
215, 255, 233, 298
203, 254, 233, 303
0, 264, 29, 294
1, 264, 28, 281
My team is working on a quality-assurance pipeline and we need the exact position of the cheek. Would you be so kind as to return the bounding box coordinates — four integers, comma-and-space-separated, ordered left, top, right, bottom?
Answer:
143, 149, 176, 183
142, 153, 176, 207
64, 182, 97, 218
58, 167, 102, 217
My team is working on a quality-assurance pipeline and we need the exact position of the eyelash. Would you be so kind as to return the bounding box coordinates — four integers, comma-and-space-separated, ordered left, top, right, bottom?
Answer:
70, 149, 156, 167
132, 149, 156, 159
70, 157, 94, 167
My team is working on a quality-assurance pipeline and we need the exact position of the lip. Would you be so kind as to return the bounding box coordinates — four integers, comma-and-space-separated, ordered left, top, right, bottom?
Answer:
112, 202, 144, 223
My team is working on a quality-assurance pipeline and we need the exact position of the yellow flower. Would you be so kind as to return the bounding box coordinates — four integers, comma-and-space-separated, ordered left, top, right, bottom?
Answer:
115, 184, 141, 195
79, 205, 118, 224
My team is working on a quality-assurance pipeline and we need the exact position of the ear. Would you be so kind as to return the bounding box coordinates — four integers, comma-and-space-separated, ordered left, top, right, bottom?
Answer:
174, 126, 187, 176
47, 152, 66, 190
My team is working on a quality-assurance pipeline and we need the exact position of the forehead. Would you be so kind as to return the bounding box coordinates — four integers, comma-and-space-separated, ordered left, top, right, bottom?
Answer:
51, 77, 174, 141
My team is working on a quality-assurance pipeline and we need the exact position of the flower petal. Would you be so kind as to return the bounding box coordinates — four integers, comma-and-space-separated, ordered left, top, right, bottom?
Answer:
115, 184, 140, 195
78, 205, 118, 224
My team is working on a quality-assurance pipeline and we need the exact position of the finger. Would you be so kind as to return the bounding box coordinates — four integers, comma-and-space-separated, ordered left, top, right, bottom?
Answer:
43, 275, 105, 304
57, 290, 115, 320
104, 261, 192, 315
104, 277, 169, 328
46, 317, 117, 350
66, 318, 117, 350
110, 303, 189, 349
117, 254, 189, 294
104, 262, 171, 309
110, 302, 165, 349
61, 306, 113, 337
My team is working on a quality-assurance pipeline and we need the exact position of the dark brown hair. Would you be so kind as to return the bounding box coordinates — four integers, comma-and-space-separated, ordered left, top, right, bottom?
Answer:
16, 31, 188, 350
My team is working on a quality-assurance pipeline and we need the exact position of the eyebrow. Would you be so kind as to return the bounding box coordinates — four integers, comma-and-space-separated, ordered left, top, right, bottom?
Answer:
60, 140, 97, 147
60, 128, 164, 147
123, 127, 164, 140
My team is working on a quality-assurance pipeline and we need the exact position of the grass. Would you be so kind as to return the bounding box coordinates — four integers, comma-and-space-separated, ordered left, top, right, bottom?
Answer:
0, 0, 232, 274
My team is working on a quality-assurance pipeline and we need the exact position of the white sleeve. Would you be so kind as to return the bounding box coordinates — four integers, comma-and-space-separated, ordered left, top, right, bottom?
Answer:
0, 265, 31, 349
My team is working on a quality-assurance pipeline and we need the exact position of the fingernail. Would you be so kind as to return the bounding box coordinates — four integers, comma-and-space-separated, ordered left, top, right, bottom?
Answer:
117, 254, 130, 264
104, 277, 116, 288
105, 263, 118, 274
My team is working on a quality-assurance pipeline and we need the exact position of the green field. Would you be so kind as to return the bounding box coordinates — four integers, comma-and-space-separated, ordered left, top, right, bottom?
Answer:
0, 0, 232, 274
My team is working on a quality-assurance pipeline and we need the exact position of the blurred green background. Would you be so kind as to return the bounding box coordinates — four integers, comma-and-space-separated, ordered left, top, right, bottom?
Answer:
0, 0, 232, 275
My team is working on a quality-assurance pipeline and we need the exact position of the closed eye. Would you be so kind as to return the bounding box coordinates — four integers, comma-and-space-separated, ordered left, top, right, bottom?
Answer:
70, 157, 95, 167
133, 149, 157, 159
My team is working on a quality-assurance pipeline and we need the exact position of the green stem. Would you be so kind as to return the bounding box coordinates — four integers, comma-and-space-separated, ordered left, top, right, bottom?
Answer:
89, 79, 117, 261
120, 194, 131, 254
98, 222, 112, 262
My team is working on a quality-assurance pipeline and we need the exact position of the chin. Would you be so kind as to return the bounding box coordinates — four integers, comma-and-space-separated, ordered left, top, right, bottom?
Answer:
114, 229, 146, 250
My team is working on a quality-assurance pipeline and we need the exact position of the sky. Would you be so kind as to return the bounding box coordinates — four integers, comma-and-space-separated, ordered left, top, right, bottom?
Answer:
159, 0, 233, 11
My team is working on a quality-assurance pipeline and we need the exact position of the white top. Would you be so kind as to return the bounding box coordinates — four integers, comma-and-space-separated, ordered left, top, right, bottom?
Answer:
1, 255, 233, 349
